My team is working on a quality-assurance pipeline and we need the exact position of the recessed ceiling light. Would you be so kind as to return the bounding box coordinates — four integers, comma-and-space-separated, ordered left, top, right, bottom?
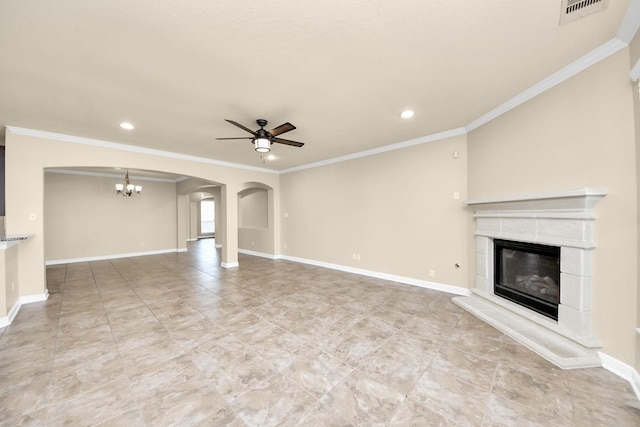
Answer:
267, 154, 276, 160
120, 122, 134, 130
401, 110, 414, 119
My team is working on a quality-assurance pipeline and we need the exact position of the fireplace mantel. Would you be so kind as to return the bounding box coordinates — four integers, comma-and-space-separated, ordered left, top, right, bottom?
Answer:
465, 187, 606, 209
454, 188, 606, 369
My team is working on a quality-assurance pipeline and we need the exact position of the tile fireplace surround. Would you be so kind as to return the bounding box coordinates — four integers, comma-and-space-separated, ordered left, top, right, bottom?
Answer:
453, 188, 606, 369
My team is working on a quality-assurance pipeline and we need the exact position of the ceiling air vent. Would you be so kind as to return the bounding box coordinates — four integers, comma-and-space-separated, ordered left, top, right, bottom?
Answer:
560, 0, 609, 25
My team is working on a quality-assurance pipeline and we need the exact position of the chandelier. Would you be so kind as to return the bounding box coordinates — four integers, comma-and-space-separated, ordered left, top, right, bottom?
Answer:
115, 171, 142, 197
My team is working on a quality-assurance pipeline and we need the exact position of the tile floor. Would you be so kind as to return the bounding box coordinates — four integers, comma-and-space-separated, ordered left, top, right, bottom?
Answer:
1, 239, 639, 426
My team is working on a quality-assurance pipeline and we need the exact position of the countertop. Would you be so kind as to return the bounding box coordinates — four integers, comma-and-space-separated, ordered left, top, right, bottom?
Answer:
0, 234, 33, 249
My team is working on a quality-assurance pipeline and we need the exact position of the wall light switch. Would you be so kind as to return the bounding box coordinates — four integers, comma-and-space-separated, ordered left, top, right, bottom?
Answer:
453, 192, 460, 200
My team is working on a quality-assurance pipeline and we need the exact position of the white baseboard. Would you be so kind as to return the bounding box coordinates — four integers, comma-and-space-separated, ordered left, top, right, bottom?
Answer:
221, 262, 239, 268
632, 370, 640, 402
13, 246, 640, 403
236, 249, 470, 296
45, 248, 183, 265
233, 249, 640, 402
599, 351, 640, 401
20, 290, 49, 304
238, 249, 279, 260
0, 300, 20, 328
278, 254, 471, 297
0, 291, 49, 328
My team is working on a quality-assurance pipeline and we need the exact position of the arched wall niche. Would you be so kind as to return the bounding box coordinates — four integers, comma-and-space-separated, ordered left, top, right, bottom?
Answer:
237, 181, 277, 256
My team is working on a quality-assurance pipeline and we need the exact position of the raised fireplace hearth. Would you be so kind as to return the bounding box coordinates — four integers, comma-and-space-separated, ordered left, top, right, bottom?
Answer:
454, 188, 606, 369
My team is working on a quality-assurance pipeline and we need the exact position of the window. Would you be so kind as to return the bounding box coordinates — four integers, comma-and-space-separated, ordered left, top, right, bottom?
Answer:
200, 199, 215, 234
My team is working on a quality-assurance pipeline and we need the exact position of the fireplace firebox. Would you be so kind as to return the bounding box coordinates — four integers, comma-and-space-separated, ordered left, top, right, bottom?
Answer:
494, 239, 560, 320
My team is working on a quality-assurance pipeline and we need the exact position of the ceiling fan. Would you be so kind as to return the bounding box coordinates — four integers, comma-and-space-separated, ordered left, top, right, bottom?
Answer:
216, 119, 304, 153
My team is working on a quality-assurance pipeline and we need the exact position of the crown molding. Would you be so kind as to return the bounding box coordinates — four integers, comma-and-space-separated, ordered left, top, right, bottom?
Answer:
465, 38, 627, 133
617, 0, 640, 44
5, 126, 278, 175
280, 127, 467, 174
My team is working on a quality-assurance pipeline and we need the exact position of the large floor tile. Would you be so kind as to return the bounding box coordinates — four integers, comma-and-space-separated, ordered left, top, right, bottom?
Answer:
0, 239, 637, 426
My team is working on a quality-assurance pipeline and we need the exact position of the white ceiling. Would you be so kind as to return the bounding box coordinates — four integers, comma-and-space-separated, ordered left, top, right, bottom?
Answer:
0, 1, 636, 171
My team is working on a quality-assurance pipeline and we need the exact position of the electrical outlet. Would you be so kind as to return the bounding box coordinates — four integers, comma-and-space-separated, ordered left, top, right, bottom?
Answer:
28, 213, 36, 221
429, 269, 435, 277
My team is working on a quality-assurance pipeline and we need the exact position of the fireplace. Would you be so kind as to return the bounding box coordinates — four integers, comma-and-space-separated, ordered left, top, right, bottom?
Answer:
454, 188, 606, 368
494, 239, 560, 320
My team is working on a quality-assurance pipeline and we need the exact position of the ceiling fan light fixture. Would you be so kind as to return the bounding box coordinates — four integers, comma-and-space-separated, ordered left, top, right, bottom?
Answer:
217, 118, 304, 153
254, 137, 271, 153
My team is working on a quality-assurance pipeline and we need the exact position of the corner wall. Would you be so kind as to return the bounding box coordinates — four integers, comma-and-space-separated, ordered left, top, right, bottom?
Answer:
467, 48, 639, 365
280, 134, 469, 287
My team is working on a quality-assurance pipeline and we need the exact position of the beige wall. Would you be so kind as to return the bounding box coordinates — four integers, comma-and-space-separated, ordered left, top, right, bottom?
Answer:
280, 134, 468, 286
176, 194, 189, 250
190, 200, 199, 240
44, 172, 178, 262
238, 186, 275, 255
1, 244, 19, 318
631, 31, 640, 375
468, 49, 638, 364
5, 129, 280, 297
239, 189, 268, 229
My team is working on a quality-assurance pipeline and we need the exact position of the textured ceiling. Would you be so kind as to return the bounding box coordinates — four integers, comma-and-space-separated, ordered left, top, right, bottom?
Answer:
0, 0, 634, 171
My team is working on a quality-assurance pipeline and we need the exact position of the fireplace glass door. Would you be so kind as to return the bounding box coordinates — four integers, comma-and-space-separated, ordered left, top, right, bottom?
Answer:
494, 239, 560, 320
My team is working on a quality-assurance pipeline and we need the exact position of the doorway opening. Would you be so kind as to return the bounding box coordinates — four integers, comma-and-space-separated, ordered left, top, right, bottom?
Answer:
199, 198, 215, 238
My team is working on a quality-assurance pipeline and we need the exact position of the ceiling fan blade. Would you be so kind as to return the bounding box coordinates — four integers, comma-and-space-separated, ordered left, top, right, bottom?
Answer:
224, 119, 256, 135
269, 122, 296, 137
215, 137, 253, 140
273, 137, 304, 147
